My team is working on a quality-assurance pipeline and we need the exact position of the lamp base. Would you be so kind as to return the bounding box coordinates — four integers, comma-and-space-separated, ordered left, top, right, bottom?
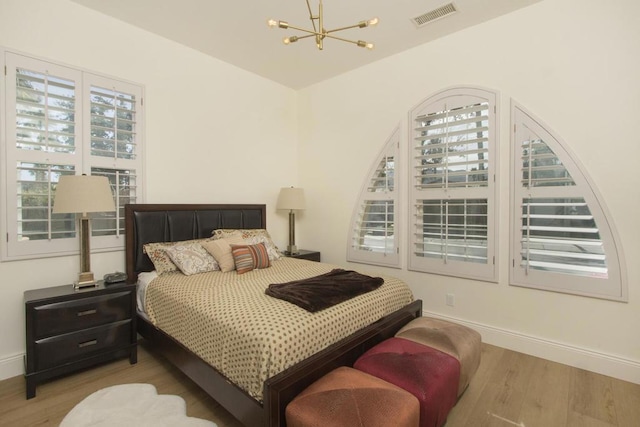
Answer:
285, 245, 299, 255
74, 272, 97, 289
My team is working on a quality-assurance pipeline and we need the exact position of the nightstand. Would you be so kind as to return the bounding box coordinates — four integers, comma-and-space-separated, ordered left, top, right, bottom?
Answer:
24, 281, 137, 399
284, 249, 321, 262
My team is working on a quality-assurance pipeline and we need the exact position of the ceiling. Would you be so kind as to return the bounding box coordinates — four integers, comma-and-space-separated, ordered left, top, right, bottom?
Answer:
70, 0, 542, 90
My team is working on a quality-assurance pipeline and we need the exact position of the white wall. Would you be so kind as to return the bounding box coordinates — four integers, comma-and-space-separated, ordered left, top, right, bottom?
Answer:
297, 0, 640, 383
0, 0, 299, 379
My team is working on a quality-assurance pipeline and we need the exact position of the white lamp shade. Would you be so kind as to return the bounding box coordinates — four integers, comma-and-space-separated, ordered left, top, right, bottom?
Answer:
276, 187, 306, 210
53, 175, 116, 215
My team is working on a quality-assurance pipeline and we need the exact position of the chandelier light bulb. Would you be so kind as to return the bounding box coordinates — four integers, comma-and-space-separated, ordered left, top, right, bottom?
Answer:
283, 36, 299, 45
267, 19, 278, 28
367, 17, 379, 27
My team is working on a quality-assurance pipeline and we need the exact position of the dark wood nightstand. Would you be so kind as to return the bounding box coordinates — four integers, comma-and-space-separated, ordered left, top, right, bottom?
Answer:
284, 249, 321, 262
24, 281, 137, 399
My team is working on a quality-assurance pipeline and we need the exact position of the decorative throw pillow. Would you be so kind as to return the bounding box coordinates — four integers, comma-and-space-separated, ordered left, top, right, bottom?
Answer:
164, 242, 219, 276
143, 238, 212, 275
212, 229, 281, 261
201, 235, 245, 272
230, 243, 271, 274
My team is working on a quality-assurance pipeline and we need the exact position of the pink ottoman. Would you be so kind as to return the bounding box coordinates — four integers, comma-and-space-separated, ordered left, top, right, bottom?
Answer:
354, 337, 460, 427
286, 366, 420, 427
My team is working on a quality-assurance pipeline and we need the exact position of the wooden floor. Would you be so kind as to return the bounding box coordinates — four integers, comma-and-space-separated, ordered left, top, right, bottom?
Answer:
0, 340, 638, 426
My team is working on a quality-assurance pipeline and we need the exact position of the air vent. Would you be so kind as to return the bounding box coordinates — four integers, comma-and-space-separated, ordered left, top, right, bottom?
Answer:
412, 3, 457, 27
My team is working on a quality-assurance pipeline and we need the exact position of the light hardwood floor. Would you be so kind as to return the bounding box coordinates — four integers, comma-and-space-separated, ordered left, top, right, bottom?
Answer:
1, 340, 638, 426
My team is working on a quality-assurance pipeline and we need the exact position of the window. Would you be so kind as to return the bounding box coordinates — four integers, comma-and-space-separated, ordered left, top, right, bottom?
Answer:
510, 103, 626, 301
347, 127, 400, 267
2, 51, 144, 260
409, 87, 498, 281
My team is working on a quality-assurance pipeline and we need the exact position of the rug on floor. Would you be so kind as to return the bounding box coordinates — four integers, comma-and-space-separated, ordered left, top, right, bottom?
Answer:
60, 383, 217, 427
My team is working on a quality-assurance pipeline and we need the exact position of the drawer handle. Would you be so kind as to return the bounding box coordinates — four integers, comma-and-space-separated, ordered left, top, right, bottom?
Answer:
78, 339, 98, 348
77, 309, 97, 317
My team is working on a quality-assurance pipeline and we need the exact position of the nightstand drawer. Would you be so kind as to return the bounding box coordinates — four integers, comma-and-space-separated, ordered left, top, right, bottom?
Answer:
33, 291, 132, 339
34, 319, 132, 371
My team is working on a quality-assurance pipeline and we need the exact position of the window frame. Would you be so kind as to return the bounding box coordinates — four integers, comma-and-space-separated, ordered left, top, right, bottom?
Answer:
1, 49, 145, 261
408, 87, 499, 282
509, 101, 627, 301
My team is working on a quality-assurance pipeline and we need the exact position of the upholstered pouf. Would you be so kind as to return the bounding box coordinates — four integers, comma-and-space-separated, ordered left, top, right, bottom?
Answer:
354, 337, 460, 427
285, 366, 420, 427
395, 317, 481, 397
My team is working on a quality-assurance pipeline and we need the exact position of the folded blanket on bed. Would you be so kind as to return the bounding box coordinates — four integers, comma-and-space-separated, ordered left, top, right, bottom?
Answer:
265, 268, 384, 312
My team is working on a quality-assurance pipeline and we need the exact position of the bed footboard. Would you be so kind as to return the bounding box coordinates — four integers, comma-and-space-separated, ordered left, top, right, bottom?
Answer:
263, 299, 422, 426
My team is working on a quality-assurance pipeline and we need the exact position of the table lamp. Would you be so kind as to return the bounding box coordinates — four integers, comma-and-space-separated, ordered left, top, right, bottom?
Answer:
53, 175, 115, 288
276, 187, 306, 255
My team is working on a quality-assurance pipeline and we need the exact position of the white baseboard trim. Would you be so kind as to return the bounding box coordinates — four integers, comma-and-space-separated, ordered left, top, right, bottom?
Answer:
424, 311, 640, 385
0, 352, 24, 382
2, 314, 638, 386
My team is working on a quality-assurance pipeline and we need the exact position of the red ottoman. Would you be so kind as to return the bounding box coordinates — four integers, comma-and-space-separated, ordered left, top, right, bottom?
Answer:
354, 337, 460, 427
286, 366, 420, 427
396, 317, 481, 397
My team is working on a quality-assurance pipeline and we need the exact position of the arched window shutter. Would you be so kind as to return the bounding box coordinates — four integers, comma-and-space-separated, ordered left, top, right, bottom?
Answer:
347, 127, 400, 268
510, 102, 627, 301
408, 87, 498, 282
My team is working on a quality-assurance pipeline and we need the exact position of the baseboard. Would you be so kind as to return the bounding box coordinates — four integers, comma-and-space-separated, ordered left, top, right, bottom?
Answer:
0, 352, 24, 381
3, 314, 638, 386
424, 311, 640, 385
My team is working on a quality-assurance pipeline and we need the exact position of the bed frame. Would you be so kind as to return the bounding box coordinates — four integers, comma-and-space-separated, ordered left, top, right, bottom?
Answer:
125, 203, 422, 426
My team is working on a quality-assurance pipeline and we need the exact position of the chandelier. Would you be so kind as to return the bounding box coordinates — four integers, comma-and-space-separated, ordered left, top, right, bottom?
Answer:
267, 0, 379, 51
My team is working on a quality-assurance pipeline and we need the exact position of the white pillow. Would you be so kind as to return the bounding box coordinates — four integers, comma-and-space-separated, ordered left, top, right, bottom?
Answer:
201, 235, 245, 272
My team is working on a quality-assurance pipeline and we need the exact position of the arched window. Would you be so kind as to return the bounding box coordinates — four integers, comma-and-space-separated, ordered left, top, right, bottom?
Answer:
347, 127, 400, 267
408, 87, 498, 282
510, 102, 627, 301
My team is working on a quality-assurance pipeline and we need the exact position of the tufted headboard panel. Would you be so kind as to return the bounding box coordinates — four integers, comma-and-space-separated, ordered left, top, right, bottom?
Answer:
124, 204, 266, 283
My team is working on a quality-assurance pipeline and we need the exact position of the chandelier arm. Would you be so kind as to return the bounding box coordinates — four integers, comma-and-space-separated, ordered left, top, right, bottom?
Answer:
322, 33, 361, 45
292, 33, 316, 41
283, 24, 324, 37
305, 0, 318, 33
325, 23, 365, 34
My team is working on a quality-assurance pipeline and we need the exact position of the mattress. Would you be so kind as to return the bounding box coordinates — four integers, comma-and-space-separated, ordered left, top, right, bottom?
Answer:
141, 257, 414, 401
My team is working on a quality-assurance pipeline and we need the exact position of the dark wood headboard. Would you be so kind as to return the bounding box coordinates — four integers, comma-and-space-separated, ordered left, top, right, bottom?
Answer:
124, 204, 266, 284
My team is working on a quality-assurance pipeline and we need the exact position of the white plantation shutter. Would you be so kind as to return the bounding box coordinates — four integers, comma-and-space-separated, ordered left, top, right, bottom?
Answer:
15, 69, 77, 154
347, 127, 400, 267
2, 51, 144, 260
414, 198, 489, 263
90, 167, 137, 238
85, 74, 143, 248
5, 54, 83, 258
89, 84, 138, 160
409, 87, 498, 281
511, 103, 626, 301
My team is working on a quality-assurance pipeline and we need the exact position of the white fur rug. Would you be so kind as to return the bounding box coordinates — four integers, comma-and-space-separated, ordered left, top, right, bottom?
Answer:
60, 383, 217, 427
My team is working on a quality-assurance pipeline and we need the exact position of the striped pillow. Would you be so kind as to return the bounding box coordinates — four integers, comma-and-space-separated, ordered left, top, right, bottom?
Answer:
231, 243, 271, 274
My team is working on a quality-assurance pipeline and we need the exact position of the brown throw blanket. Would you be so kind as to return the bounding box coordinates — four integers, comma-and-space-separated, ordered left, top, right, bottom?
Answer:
265, 268, 384, 312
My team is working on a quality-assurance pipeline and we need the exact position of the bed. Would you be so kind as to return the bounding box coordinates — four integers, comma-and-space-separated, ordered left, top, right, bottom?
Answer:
125, 203, 422, 426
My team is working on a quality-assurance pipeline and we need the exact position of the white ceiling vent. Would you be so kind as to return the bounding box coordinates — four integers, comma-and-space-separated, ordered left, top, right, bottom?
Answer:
412, 3, 458, 27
